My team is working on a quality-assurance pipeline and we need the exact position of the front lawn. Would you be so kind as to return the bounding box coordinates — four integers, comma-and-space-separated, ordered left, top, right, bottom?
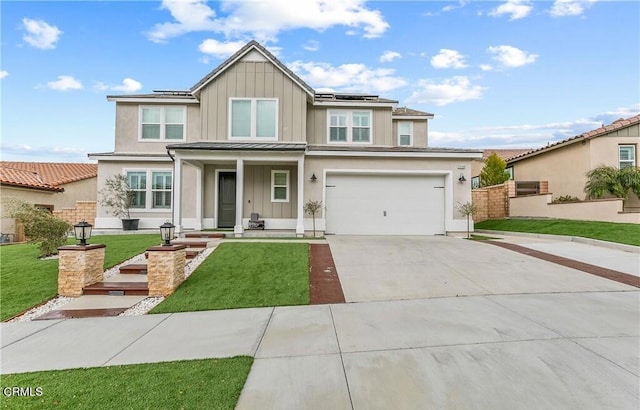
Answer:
0, 357, 252, 410
474, 219, 640, 246
151, 242, 309, 313
0, 234, 161, 321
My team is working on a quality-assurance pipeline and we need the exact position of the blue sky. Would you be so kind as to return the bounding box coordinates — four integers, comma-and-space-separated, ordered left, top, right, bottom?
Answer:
1, 0, 638, 163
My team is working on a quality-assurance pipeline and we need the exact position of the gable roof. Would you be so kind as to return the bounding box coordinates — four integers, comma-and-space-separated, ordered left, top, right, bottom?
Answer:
0, 162, 97, 192
481, 148, 533, 161
191, 40, 316, 98
392, 106, 434, 119
507, 114, 640, 164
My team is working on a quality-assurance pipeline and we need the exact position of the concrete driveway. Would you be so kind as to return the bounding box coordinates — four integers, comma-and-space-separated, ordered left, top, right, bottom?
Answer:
326, 235, 634, 302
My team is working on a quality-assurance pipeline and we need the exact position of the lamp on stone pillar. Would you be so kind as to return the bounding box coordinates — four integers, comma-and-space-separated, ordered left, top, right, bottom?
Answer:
160, 222, 175, 246
73, 220, 92, 246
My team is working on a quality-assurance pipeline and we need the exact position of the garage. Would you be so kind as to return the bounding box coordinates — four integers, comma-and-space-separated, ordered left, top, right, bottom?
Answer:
324, 173, 446, 235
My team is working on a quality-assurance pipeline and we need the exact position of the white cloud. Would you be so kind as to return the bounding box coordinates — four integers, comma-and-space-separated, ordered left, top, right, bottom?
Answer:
405, 76, 485, 106
550, 0, 597, 17
289, 60, 407, 93
379, 51, 401, 63
198, 39, 248, 58
0, 71, 8, 79
487, 45, 538, 68
0, 143, 91, 162
112, 78, 143, 93
488, 0, 533, 20
148, 0, 389, 44
303, 40, 320, 52
430, 49, 467, 69
480, 64, 493, 71
22, 18, 62, 49
47, 75, 82, 91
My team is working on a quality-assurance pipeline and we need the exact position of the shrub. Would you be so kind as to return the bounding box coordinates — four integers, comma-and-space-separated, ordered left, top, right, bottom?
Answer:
11, 201, 71, 258
552, 195, 581, 203
479, 153, 511, 187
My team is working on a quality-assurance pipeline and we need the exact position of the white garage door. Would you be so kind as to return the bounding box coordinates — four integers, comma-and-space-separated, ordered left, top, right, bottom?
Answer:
325, 174, 445, 235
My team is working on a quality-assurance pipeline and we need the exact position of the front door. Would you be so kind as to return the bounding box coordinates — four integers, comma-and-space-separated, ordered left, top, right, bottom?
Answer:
218, 172, 236, 228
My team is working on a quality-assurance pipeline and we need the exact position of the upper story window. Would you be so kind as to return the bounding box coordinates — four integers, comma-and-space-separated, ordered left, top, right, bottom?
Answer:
140, 106, 186, 141
398, 122, 413, 146
619, 145, 636, 169
230, 98, 278, 140
328, 110, 372, 143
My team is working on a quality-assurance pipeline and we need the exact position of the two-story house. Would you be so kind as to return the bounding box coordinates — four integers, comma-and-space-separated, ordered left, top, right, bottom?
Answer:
90, 40, 481, 236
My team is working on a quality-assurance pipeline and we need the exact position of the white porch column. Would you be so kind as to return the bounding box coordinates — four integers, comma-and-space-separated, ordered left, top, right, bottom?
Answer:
194, 164, 203, 231
172, 156, 183, 233
234, 158, 244, 237
296, 156, 305, 237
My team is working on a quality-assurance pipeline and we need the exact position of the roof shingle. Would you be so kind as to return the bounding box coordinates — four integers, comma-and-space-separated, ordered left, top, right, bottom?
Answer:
0, 162, 97, 191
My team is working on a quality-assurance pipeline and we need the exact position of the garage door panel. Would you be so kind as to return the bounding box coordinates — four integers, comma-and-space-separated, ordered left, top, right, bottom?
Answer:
325, 174, 445, 235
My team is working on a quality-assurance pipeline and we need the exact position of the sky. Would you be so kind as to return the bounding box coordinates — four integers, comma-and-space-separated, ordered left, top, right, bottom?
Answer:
1, 0, 639, 163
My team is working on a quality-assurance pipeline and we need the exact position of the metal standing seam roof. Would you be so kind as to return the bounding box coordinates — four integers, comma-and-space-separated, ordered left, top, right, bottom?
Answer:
0, 162, 98, 191
307, 145, 482, 154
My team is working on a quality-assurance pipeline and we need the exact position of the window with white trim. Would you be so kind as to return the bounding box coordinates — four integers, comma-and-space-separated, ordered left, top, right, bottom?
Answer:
328, 110, 372, 143
125, 170, 172, 210
271, 170, 289, 202
619, 145, 636, 169
140, 106, 186, 140
398, 122, 413, 146
230, 98, 278, 139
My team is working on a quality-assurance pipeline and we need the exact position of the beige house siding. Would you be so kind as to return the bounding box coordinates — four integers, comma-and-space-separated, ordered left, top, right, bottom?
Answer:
307, 106, 393, 145
244, 165, 298, 219
114, 104, 201, 153
391, 120, 428, 148
198, 61, 308, 142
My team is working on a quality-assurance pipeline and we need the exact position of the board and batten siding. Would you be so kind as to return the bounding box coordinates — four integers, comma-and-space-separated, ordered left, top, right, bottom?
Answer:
198, 61, 308, 142
306, 106, 393, 145
243, 165, 297, 219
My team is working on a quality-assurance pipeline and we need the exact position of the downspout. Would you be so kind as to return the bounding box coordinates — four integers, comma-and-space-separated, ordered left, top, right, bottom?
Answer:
167, 149, 175, 224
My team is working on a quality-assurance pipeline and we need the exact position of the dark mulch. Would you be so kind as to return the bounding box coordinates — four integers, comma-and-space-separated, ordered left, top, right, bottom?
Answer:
487, 241, 640, 288
309, 244, 346, 304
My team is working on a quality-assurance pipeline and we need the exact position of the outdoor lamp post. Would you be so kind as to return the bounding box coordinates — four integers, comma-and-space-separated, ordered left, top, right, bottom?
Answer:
160, 222, 175, 246
73, 220, 93, 246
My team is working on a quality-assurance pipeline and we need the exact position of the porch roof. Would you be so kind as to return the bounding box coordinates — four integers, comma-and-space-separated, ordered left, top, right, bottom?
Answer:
166, 142, 307, 152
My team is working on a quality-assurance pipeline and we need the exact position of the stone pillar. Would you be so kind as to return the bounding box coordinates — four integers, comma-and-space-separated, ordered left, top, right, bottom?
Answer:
146, 245, 187, 297
57, 244, 106, 297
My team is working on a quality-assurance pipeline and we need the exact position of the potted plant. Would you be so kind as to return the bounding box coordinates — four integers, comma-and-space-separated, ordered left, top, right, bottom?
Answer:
99, 173, 140, 230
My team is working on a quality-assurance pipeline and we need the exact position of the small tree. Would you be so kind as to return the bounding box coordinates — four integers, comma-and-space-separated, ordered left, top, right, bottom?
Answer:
479, 153, 510, 187
10, 201, 71, 257
99, 173, 135, 219
584, 165, 640, 200
303, 200, 323, 237
457, 201, 477, 239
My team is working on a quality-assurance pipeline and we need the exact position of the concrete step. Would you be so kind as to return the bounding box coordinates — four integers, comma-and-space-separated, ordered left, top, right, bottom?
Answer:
184, 232, 225, 239
83, 282, 148, 296
119, 263, 148, 275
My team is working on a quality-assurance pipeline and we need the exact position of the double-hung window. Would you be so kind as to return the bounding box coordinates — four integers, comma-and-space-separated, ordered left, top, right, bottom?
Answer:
230, 98, 278, 139
140, 106, 185, 140
619, 145, 636, 169
125, 170, 172, 210
328, 110, 372, 143
398, 122, 413, 146
271, 170, 289, 202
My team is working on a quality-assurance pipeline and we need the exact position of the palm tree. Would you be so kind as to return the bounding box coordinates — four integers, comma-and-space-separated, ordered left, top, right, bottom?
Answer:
584, 165, 640, 199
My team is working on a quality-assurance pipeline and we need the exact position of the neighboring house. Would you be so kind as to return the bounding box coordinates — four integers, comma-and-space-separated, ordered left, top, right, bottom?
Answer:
471, 149, 533, 188
89, 40, 481, 236
506, 115, 640, 211
0, 162, 98, 239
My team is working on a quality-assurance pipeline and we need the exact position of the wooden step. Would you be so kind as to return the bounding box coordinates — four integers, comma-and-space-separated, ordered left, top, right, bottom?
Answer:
83, 282, 148, 296
119, 263, 148, 275
171, 240, 208, 248
184, 232, 225, 239
186, 249, 202, 259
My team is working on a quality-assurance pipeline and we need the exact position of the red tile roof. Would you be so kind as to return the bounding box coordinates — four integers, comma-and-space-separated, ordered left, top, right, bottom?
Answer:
507, 114, 640, 163
0, 162, 97, 192
481, 148, 534, 161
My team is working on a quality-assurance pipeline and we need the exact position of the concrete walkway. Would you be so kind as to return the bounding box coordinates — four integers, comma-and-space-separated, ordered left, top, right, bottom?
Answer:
1, 235, 639, 409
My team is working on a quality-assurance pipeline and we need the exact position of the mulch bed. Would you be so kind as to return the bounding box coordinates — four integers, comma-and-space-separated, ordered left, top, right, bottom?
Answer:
487, 241, 640, 288
308, 244, 346, 304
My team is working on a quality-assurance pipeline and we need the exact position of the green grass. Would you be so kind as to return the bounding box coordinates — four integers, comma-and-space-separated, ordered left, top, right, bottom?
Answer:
0, 357, 252, 410
0, 234, 160, 321
151, 242, 309, 313
474, 219, 640, 246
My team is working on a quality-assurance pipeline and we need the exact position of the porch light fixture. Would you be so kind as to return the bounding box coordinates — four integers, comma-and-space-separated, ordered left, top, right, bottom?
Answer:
458, 173, 467, 183
73, 220, 93, 246
310, 173, 318, 182
159, 222, 175, 246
